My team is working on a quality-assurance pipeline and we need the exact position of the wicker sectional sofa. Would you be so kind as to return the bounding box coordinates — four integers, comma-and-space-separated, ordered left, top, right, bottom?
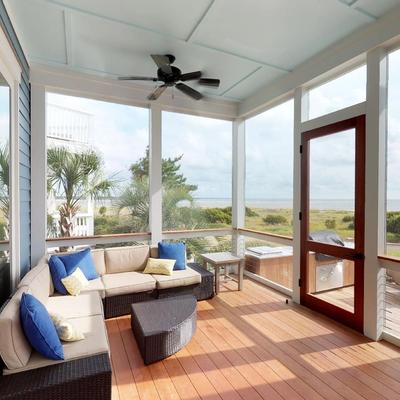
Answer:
0, 244, 214, 400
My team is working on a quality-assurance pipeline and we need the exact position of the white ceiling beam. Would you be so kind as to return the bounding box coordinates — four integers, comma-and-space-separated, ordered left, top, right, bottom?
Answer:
63, 9, 72, 65
185, 0, 215, 42
30, 63, 239, 120
39, 0, 289, 73
239, 4, 400, 117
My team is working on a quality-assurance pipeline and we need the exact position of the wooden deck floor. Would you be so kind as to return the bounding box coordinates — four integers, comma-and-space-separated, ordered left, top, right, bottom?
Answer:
107, 278, 400, 400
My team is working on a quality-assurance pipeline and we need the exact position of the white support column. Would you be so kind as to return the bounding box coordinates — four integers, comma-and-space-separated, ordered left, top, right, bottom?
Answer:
31, 84, 47, 265
292, 87, 309, 304
149, 104, 162, 245
364, 47, 388, 340
232, 118, 246, 257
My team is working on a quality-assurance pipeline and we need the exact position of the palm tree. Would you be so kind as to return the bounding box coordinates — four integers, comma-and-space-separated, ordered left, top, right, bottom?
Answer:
47, 147, 115, 237
0, 143, 9, 240
117, 180, 202, 232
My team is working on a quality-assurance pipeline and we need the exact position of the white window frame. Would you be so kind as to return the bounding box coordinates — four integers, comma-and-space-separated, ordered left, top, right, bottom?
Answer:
0, 25, 22, 289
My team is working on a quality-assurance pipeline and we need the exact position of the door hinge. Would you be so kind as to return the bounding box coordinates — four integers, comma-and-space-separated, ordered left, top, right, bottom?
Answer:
299, 145, 303, 154
299, 211, 302, 220
298, 278, 302, 287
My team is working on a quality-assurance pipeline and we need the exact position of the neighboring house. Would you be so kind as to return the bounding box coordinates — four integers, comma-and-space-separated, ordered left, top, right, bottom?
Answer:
47, 104, 94, 238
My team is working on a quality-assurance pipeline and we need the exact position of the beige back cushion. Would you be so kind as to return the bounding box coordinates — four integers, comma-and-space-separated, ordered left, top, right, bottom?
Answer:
105, 245, 150, 274
150, 245, 158, 258
50, 248, 106, 276
0, 287, 32, 370
18, 256, 52, 303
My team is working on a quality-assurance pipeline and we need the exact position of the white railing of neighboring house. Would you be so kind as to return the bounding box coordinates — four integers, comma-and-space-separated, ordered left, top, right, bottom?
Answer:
50, 212, 94, 238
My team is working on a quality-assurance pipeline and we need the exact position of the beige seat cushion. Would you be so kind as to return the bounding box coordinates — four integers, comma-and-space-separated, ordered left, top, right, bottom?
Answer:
46, 292, 103, 319
3, 315, 109, 375
18, 257, 52, 304
105, 245, 150, 274
153, 267, 201, 290
49, 248, 106, 276
80, 277, 106, 299
102, 271, 156, 297
0, 287, 32, 370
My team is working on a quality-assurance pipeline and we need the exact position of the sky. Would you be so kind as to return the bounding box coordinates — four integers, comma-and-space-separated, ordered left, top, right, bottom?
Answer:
46, 49, 400, 202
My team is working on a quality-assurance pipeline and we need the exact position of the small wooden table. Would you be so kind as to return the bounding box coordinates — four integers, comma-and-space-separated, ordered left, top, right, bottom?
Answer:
201, 252, 244, 295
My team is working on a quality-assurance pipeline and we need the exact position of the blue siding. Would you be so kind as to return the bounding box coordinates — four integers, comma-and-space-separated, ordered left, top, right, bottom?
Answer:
0, 2, 31, 276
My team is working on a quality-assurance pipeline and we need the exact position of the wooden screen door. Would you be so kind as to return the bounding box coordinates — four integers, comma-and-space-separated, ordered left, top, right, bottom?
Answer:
300, 115, 365, 332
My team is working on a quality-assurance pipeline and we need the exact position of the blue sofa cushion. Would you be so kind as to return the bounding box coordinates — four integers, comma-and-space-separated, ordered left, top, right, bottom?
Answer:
58, 248, 99, 280
158, 242, 186, 270
20, 293, 64, 360
48, 255, 68, 295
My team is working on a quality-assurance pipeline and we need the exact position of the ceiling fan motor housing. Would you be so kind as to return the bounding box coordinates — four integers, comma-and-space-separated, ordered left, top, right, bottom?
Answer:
157, 65, 182, 85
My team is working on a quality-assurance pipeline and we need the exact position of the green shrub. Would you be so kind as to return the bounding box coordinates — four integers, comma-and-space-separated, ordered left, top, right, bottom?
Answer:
347, 222, 354, 230
263, 214, 287, 225
387, 212, 400, 234
99, 206, 107, 216
342, 215, 354, 223
202, 208, 231, 225
325, 219, 336, 229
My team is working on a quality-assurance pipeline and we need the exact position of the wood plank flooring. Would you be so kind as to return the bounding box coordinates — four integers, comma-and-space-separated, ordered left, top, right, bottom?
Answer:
107, 278, 400, 400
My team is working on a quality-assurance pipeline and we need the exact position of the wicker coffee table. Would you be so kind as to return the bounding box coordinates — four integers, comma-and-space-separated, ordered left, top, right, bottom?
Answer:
130, 295, 197, 365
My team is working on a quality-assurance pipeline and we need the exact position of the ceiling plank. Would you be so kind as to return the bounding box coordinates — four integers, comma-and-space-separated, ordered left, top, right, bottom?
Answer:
39, 0, 290, 73
185, 0, 215, 42
336, 0, 377, 19
221, 66, 262, 96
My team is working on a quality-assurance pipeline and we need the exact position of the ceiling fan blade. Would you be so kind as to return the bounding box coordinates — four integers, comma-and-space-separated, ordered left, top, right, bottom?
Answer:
118, 76, 158, 81
180, 71, 202, 81
175, 83, 203, 100
147, 85, 168, 101
151, 54, 172, 74
198, 78, 220, 87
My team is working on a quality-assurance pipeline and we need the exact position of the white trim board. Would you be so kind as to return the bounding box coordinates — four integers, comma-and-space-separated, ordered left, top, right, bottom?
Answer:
30, 63, 238, 121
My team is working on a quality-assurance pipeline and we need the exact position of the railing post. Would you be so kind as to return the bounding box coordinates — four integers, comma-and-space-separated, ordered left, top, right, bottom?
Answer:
149, 104, 162, 246
31, 84, 47, 265
293, 87, 308, 304
232, 118, 245, 258
364, 47, 388, 340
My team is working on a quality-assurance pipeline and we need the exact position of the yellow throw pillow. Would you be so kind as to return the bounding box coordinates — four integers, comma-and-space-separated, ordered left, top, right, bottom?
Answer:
61, 267, 89, 296
50, 313, 84, 342
143, 258, 175, 276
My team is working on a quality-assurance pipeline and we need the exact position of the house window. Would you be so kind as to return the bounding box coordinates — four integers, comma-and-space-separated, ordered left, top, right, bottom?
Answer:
46, 92, 149, 241
245, 99, 294, 236
308, 65, 366, 119
0, 76, 10, 305
161, 111, 232, 234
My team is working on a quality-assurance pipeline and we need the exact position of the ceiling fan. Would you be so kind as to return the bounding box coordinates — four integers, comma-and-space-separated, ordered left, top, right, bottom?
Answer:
118, 54, 220, 101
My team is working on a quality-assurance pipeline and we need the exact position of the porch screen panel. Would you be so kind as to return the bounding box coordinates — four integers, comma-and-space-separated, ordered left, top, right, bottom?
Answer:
386, 49, 400, 258
245, 99, 294, 236
0, 80, 10, 305
46, 93, 149, 243
308, 65, 366, 119
161, 111, 232, 233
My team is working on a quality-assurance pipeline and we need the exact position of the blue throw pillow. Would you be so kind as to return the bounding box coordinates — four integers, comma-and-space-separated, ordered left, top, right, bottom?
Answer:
58, 248, 98, 280
48, 255, 68, 295
20, 293, 64, 360
158, 242, 186, 270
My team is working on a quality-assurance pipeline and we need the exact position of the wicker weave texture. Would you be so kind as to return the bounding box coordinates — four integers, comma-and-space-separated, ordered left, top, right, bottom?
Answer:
0, 353, 111, 400
131, 296, 197, 365
104, 290, 156, 319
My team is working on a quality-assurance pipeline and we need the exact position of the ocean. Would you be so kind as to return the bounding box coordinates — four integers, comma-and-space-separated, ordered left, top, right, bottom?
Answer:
192, 198, 400, 211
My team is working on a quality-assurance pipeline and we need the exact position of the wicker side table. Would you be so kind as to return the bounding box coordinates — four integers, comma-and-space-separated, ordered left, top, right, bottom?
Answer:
131, 295, 197, 365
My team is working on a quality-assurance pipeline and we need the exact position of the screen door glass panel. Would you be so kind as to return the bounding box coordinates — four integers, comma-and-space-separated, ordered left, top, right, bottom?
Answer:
309, 129, 355, 249
306, 251, 354, 313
